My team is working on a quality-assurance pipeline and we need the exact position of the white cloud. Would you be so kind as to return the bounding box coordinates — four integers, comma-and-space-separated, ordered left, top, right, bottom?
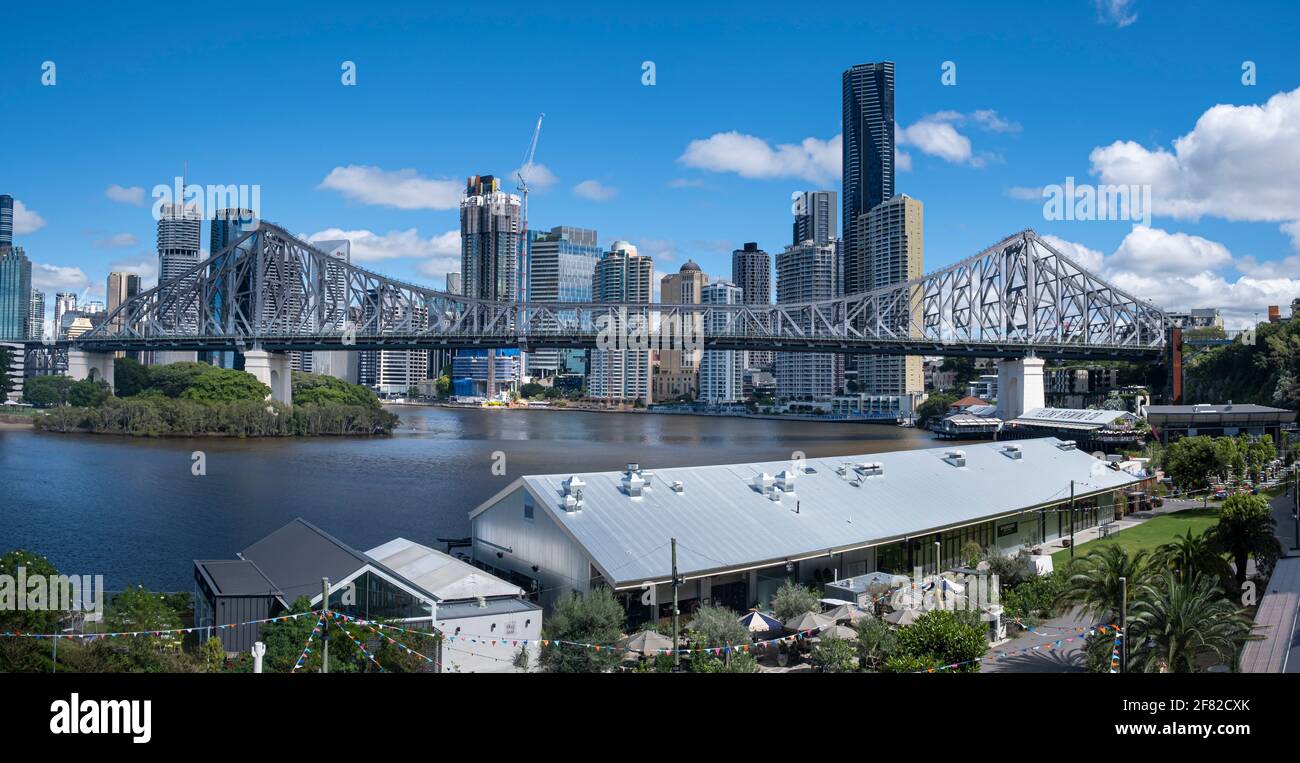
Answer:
105, 184, 146, 206
512, 162, 557, 192
573, 179, 618, 201
94, 233, 140, 249
306, 227, 459, 264
1046, 227, 1297, 326
31, 263, 90, 292
1088, 87, 1300, 227
12, 200, 46, 235
678, 131, 841, 183
1096, 0, 1138, 27
318, 166, 462, 210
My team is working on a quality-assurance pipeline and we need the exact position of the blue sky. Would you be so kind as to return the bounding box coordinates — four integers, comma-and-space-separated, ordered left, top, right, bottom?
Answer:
3, 0, 1299, 328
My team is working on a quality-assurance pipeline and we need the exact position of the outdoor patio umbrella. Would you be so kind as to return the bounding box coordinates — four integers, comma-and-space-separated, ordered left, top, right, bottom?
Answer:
785, 611, 834, 633
823, 604, 869, 624
622, 630, 675, 658
738, 610, 784, 633
883, 607, 922, 626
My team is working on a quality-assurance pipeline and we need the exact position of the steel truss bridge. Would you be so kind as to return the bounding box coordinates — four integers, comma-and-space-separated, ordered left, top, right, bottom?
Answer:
47, 223, 1166, 361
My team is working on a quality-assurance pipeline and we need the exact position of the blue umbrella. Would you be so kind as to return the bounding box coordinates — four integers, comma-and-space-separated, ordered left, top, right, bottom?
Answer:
738, 610, 784, 633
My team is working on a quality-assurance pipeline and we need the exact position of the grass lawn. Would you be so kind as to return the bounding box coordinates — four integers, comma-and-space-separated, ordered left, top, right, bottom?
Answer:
1052, 508, 1221, 571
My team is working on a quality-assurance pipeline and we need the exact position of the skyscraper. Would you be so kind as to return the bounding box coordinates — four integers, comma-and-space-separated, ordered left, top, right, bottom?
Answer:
655, 260, 707, 401
0, 195, 13, 248
856, 193, 925, 397
699, 280, 745, 404
27, 290, 45, 340
731, 242, 772, 372
774, 240, 837, 400
459, 175, 522, 397
793, 190, 838, 247
525, 226, 601, 377
590, 241, 653, 405
0, 245, 32, 341
842, 61, 895, 296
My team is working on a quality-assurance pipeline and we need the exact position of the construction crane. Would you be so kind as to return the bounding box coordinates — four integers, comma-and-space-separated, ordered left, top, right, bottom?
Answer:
516, 112, 544, 301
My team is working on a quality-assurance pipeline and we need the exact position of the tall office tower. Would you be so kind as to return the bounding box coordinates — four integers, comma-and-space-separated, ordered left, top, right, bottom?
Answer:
699, 280, 745, 404
0, 245, 32, 341
445, 272, 461, 295
156, 202, 202, 335
655, 260, 707, 401
525, 226, 601, 377
459, 175, 522, 397
0, 195, 13, 248
842, 61, 895, 296
774, 240, 838, 400
590, 241, 653, 404
856, 193, 925, 397
54, 292, 77, 338
731, 242, 772, 372
793, 190, 838, 247
27, 290, 45, 340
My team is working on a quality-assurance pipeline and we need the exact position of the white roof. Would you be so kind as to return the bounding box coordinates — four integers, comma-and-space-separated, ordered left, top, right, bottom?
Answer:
504, 438, 1138, 587
366, 538, 524, 602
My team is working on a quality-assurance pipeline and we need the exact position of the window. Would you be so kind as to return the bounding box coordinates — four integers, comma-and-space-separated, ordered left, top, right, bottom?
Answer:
523, 494, 534, 521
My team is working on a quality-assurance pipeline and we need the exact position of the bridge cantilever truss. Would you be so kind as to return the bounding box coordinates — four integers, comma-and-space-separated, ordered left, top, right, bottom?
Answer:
74, 223, 1166, 360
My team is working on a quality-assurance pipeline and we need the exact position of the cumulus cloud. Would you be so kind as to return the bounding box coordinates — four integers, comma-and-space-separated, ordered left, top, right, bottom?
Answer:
318, 166, 462, 210
93, 233, 140, 249
105, 185, 146, 206
12, 200, 46, 235
678, 131, 841, 183
307, 227, 459, 263
1096, 0, 1138, 27
573, 179, 618, 201
1088, 87, 1300, 229
1045, 226, 1298, 326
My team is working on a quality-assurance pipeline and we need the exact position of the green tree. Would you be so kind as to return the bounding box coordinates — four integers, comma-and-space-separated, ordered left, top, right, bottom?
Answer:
1210, 493, 1281, 587
1128, 573, 1254, 673
22, 374, 72, 407
770, 580, 821, 622
810, 636, 858, 672
1057, 545, 1152, 621
539, 588, 625, 673
884, 610, 986, 673
67, 378, 111, 407
113, 357, 151, 397
181, 367, 271, 403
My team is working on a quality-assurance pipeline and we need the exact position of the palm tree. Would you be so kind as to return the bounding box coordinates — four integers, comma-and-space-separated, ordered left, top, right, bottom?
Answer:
1128, 572, 1254, 673
1209, 494, 1281, 587
1056, 545, 1152, 621
1152, 529, 1234, 589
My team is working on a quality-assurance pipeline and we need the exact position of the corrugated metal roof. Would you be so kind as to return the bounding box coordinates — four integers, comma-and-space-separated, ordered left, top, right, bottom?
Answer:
519, 437, 1139, 586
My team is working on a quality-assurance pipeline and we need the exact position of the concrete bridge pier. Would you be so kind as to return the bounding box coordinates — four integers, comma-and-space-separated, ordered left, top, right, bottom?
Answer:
67, 350, 115, 390
243, 349, 293, 404
995, 356, 1045, 421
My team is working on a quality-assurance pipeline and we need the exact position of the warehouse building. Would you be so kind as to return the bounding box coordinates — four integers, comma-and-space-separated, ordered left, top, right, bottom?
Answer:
469, 438, 1140, 629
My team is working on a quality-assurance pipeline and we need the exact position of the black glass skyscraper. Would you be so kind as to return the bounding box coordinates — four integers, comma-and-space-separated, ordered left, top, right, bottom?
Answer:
841, 61, 895, 295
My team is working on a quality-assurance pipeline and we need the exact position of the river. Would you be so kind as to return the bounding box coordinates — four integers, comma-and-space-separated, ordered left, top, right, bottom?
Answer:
0, 406, 958, 592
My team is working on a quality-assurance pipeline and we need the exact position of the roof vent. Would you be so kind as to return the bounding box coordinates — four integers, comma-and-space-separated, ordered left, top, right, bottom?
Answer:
943, 450, 967, 467
775, 470, 798, 492
621, 471, 646, 497
670, 480, 684, 494
1001, 445, 1022, 460
563, 476, 586, 496
1056, 441, 1078, 451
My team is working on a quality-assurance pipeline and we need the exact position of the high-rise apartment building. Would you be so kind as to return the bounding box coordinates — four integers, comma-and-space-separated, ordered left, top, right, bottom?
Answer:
842, 61, 895, 296
589, 241, 653, 405
699, 280, 745, 404
0, 245, 32, 341
731, 242, 772, 372
774, 240, 838, 400
525, 226, 601, 377
856, 194, 925, 396
793, 190, 838, 247
655, 260, 707, 401
27, 290, 45, 340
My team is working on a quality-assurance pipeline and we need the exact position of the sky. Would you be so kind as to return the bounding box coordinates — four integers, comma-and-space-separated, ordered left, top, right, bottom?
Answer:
3, 0, 1300, 330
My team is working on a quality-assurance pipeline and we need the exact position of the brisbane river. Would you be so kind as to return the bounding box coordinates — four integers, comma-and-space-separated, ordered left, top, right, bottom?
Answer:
0, 406, 960, 593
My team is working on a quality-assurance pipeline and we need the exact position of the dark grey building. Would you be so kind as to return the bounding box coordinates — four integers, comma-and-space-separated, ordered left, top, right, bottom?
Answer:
841, 61, 895, 296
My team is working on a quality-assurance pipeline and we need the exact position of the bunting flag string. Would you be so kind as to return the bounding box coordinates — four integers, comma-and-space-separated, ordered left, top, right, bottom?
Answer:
291, 615, 325, 673
0, 609, 320, 641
